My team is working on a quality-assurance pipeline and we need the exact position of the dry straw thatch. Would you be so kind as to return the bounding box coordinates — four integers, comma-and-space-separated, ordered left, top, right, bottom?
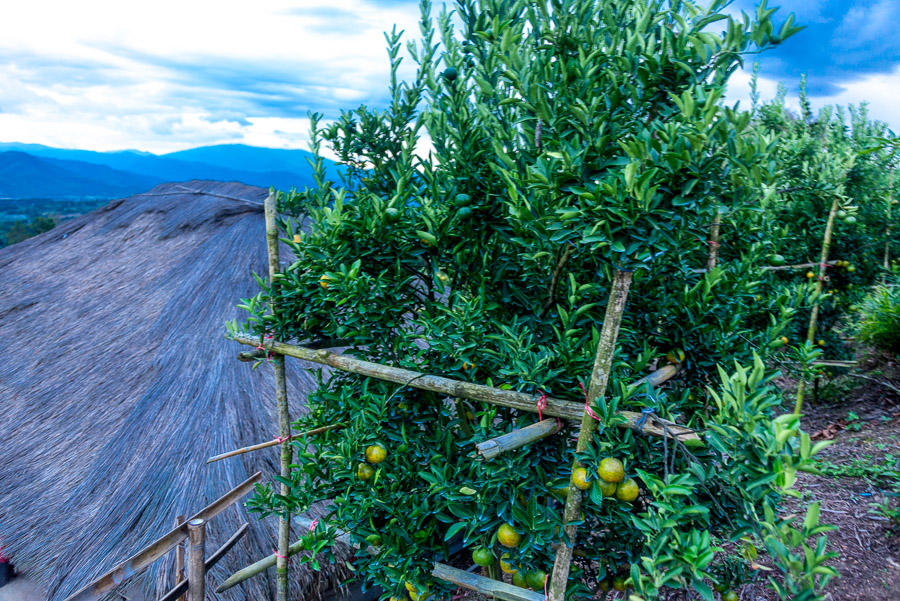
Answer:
0, 181, 351, 601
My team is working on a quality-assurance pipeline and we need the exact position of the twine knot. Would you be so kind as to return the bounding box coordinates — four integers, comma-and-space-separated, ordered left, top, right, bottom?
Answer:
636, 407, 655, 433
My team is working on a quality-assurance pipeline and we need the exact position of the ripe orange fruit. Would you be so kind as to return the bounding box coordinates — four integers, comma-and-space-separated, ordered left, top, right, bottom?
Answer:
405, 582, 416, 593
780, 336, 789, 344
806, 271, 815, 279
817, 339, 825, 347
472, 547, 493, 567
320, 274, 331, 289
365, 444, 387, 464
500, 553, 517, 574
571, 467, 591, 490
357, 463, 375, 481
598, 458, 625, 483
616, 478, 639, 502
665, 349, 685, 364
292, 234, 301, 243
497, 523, 522, 547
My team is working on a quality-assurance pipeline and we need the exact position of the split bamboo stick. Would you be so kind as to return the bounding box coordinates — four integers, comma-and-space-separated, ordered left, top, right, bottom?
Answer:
548, 269, 632, 601
63, 472, 261, 601
264, 191, 292, 601
174, 515, 185, 601
228, 334, 700, 444
187, 519, 206, 601
432, 563, 545, 601
206, 423, 345, 463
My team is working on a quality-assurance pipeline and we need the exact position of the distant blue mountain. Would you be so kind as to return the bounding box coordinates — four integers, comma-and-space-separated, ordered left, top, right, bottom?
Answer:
0, 142, 338, 199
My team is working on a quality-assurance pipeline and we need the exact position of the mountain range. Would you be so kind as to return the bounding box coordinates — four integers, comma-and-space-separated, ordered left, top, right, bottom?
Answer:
0, 142, 339, 199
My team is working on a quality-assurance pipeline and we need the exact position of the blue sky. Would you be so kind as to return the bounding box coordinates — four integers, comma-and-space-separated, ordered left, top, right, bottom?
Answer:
0, 0, 896, 154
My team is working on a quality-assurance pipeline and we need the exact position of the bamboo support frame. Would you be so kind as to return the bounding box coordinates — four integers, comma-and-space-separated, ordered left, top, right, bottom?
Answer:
885, 171, 894, 279
206, 423, 345, 463
549, 269, 632, 601
795, 195, 841, 415
475, 364, 681, 460
174, 515, 186, 601
64, 472, 261, 601
187, 519, 206, 601
228, 334, 700, 444
264, 191, 293, 601
760, 260, 838, 271
160, 524, 249, 601
432, 563, 545, 601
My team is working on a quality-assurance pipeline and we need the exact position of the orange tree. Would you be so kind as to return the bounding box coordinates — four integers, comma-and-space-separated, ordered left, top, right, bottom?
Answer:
232, 1, 837, 599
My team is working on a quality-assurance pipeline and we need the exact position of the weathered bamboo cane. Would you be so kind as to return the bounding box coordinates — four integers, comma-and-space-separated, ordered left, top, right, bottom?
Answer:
187, 519, 206, 601
707, 211, 722, 271
160, 524, 249, 601
64, 472, 261, 601
475, 364, 681, 460
206, 423, 345, 463
174, 515, 186, 601
795, 195, 841, 415
760, 260, 838, 271
264, 191, 292, 601
228, 334, 700, 444
432, 563, 545, 601
548, 269, 632, 601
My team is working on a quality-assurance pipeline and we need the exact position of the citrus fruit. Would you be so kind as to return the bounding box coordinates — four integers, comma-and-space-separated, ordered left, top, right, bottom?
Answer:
357, 463, 375, 481
723, 592, 738, 601
806, 271, 815, 279
843, 215, 857, 225
405, 582, 416, 593
713, 583, 728, 593
665, 349, 685, 364
497, 523, 522, 547
365, 534, 382, 547
457, 206, 473, 219
454, 193, 471, 207
500, 553, 517, 574
472, 547, 493, 567
320, 274, 331, 289
847, 264, 856, 272
836, 209, 847, 219
612, 575, 627, 591
598, 579, 610, 591
526, 570, 547, 590
817, 339, 825, 347
616, 478, 639, 502
512, 572, 528, 588
595, 479, 617, 498
385, 207, 401, 223
292, 234, 301, 243
443, 67, 458, 81
366, 444, 387, 464
598, 458, 625, 483
781, 336, 789, 344
571, 467, 591, 490
770, 254, 786, 266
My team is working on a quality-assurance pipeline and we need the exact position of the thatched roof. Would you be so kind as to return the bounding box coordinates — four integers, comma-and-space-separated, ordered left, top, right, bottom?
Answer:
0, 181, 350, 601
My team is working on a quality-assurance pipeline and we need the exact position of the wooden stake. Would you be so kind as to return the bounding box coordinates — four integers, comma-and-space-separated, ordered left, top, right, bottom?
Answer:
174, 515, 186, 601
228, 335, 700, 444
160, 524, 249, 601
64, 472, 261, 601
795, 195, 840, 415
264, 191, 292, 601
706, 211, 722, 271
432, 563, 545, 601
206, 423, 345, 463
187, 519, 206, 601
548, 269, 632, 601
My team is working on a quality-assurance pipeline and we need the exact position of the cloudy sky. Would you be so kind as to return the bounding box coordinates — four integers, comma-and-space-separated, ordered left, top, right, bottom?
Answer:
0, 0, 897, 154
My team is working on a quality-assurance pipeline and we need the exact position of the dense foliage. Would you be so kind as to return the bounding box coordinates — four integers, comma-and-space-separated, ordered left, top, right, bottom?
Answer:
223, 0, 900, 599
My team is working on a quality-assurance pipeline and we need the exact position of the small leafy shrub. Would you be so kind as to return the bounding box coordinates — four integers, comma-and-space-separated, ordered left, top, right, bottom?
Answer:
856, 274, 900, 354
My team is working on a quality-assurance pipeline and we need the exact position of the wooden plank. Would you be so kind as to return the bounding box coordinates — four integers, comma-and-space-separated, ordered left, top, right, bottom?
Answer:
63, 472, 262, 601
159, 524, 249, 601
206, 423, 345, 463
229, 334, 700, 444
431, 563, 545, 601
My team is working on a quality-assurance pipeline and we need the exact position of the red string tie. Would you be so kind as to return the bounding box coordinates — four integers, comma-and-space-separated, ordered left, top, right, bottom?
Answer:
274, 549, 289, 560
543, 572, 549, 601
536, 391, 562, 430
274, 435, 289, 444
579, 382, 602, 422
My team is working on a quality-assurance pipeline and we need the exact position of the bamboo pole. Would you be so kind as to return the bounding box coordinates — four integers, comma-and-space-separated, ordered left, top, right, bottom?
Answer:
206, 423, 345, 463
64, 472, 261, 601
432, 563, 545, 601
174, 515, 186, 601
264, 191, 292, 601
475, 365, 681, 460
885, 171, 894, 280
795, 195, 841, 415
706, 211, 722, 271
160, 524, 249, 601
228, 335, 700, 444
187, 519, 206, 601
548, 269, 632, 601
760, 260, 839, 271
